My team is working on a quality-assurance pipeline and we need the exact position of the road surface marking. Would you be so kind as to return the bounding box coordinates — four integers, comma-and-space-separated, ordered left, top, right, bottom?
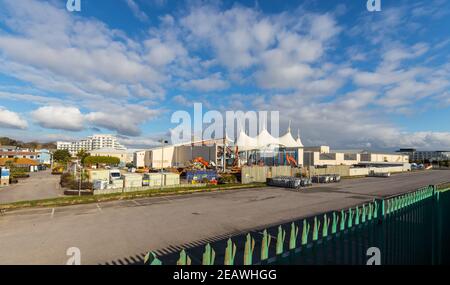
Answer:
132, 200, 141, 206
96, 203, 102, 212
160, 196, 172, 203
51, 208, 55, 218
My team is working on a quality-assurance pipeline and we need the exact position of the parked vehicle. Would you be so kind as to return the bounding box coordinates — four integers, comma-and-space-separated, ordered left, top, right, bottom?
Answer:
109, 169, 122, 181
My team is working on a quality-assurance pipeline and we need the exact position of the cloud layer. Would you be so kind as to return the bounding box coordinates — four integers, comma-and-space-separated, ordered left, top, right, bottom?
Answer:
0, 0, 449, 149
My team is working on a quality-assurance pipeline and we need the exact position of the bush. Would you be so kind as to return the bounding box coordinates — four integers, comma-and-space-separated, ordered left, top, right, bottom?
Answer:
218, 174, 238, 184
11, 173, 30, 179
84, 156, 120, 166
60, 173, 93, 190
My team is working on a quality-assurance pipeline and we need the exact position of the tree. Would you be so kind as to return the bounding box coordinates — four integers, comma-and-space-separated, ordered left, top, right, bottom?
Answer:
53, 149, 72, 163
76, 149, 89, 165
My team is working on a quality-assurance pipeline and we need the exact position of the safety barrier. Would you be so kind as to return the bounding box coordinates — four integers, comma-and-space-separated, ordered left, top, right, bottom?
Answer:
144, 184, 450, 265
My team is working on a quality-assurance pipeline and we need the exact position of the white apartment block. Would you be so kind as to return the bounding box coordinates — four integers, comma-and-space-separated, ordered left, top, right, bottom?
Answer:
57, 134, 126, 156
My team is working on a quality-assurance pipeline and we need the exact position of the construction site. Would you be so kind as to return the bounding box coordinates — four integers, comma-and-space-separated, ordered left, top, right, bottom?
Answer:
75, 127, 412, 194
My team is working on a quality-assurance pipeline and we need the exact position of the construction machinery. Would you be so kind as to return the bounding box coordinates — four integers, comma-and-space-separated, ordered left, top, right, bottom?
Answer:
193, 157, 209, 168
285, 153, 298, 167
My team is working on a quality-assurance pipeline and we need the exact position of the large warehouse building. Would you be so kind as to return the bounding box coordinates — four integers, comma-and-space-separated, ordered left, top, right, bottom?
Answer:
132, 128, 410, 171
134, 128, 304, 169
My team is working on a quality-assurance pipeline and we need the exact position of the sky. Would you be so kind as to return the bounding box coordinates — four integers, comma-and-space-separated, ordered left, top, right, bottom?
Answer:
0, 0, 449, 150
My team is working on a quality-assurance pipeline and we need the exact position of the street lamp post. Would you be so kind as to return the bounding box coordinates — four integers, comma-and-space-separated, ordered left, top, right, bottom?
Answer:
160, 139, 168, 191
78, 161, 82, 197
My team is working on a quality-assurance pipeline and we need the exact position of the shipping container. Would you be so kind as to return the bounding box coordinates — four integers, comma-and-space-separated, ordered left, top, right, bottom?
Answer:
87, 169, 110, 183
164, 173, 180, 186
143, 173, 163, 187
109, 179, 124, 189
186, 170, 217, 183
93, 180, 109, 190
123, 174, 143, 188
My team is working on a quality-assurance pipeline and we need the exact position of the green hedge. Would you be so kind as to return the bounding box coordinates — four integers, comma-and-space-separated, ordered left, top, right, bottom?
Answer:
83, 156, 120, 166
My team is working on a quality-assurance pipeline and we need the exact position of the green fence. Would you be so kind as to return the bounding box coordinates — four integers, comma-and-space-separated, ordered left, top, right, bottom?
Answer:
144, 185, 450, 265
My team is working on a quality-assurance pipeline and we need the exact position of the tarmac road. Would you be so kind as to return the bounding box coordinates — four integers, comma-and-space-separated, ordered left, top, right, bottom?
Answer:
0, 170, 449, 265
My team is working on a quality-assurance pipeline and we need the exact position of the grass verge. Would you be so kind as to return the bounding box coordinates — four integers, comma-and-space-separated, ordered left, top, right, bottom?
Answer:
0, 183, 266, 212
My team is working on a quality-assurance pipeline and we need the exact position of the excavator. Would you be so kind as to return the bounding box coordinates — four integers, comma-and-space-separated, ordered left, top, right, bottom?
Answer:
286, 153, 298, 167
193, 157, 209, 168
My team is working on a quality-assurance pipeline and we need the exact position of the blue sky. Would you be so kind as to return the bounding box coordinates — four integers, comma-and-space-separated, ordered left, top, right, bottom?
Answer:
0, 0, 449, 150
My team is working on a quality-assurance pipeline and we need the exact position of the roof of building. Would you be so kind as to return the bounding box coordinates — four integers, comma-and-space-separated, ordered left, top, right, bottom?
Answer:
0, 145, 18, 149
0, 158, 39, 166
89, 148, 128, 154
0, 151, 38, 156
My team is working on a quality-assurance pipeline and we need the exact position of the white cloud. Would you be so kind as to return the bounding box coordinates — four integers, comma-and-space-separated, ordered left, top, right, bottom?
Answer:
31, 106, 84, 131
0, 0, 449, 150
0, 106, 28, 129
181, 73, 229, 92
85, 104, 160, 136
125, 0, 149, 22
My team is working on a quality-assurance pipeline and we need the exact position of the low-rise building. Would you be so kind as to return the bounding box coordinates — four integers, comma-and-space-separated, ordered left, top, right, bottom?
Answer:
397, 149, 450, 162
89, 148, 133, 165
304, 147, 409, 167
37, 149, 52, 164
0, 149, 38, 160
0, 158, 39, 169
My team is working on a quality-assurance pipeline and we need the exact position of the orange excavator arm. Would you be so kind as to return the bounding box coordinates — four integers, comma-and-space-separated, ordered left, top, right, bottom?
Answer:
194, 157, 209, 167
286, 153, 298, 167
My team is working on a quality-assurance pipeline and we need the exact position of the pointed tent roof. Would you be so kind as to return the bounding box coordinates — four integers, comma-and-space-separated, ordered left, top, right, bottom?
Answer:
235, 130, 258, 151
256, 129, 278, 148
279, 128, 300, 148
279, 122, 302, 148
235, 126, 303, 150
296, 129, 304, 147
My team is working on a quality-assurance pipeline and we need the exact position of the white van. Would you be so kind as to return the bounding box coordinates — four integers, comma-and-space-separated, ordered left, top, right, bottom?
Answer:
109, 169, 122, 182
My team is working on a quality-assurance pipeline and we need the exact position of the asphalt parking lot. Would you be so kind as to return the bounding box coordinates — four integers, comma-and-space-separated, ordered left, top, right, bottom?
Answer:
0, 170, 449, 265
0, 170, 63, 204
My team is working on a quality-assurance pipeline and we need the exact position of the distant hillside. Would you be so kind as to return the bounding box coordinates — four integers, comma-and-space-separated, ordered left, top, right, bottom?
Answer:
0, 137, 56, 150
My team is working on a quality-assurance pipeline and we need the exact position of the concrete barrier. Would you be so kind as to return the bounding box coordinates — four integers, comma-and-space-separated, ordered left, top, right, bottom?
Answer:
349, 168, 369, 176
241, 166, 301, 184
93, 183, 207, 195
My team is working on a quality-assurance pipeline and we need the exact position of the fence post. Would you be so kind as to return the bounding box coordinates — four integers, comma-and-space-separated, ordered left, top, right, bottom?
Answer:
301, 220, 310, 245
202, 243, 215, 265
289, 222, 299, 250
276, 226, 286, 255
177, 249, 191, 265
224, 239, 236, 265
244, 234, 255, 265
144, 252, 162, 265
261, 230, 271, 262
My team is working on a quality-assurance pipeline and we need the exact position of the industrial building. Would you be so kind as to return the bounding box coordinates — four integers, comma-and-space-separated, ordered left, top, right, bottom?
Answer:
304, 146, 409, 167
397, 149, 450, 162
57, 134, 126, 156
135, 139, 226, 169
134, 128, 304, 169
131, 127, 411, 172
